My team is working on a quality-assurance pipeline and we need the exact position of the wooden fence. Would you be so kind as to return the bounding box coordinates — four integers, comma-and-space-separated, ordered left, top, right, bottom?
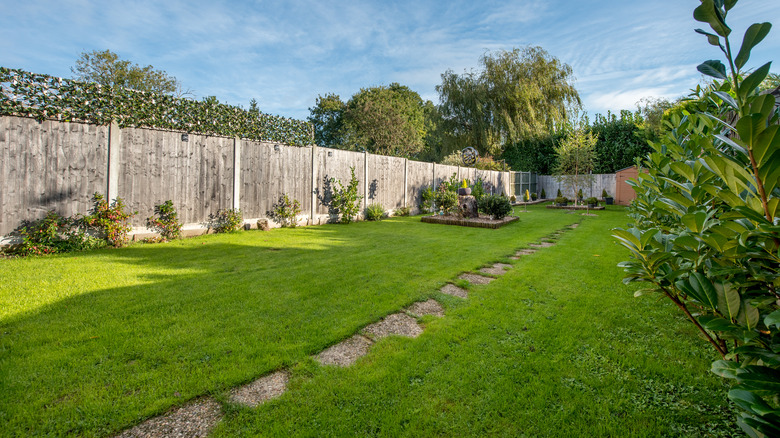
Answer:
0, 115, 511, 239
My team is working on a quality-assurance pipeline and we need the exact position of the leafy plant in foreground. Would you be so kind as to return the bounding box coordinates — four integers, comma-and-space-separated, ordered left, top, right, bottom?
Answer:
330, 166, 362, 224
614, 1, 779, 435
146, 200, 183, 240
365, 203, 386, 221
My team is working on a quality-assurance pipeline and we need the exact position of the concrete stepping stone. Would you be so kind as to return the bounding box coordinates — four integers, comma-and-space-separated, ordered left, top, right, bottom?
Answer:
406, 299, 445, 317
515, 249, 537, 256
363, 313, 423, 340
116, 397, 222, 438
570, 223, 579, 228
529, 242, 555, 248
229, 370, 289, 408
315, 334, 373, 367
440, 283, 468, 298
480, 263, 512, 275
458, 273, 494, 284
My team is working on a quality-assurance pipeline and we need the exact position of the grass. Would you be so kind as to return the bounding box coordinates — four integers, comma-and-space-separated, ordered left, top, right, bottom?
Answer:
0, 205, 739, 437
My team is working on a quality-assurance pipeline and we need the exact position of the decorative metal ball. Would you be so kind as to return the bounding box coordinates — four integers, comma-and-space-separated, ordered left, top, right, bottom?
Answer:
461, 147, 478, 166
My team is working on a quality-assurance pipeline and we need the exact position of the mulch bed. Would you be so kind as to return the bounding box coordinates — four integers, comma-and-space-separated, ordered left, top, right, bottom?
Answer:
421, 214, 519, 229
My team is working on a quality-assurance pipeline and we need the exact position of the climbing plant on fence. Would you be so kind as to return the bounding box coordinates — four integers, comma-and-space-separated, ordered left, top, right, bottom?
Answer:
614, 1, 779, 436
0, 67, 313, 146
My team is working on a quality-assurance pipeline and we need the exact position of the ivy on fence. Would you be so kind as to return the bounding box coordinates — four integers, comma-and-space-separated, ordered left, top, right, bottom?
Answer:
0, 67, 313, 146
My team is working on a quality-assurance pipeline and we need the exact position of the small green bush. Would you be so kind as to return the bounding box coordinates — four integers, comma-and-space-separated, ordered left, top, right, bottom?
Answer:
365, 203, 386, 221
81, 193, 135, 247
269, 194, 301, 227
146, 200, 182, 240
601, 189, 609, 198
208, 208, 243, 233
541, 188, 546, 199
510, 195, 517, 203
577, 189, 583, 200
556, 188, 562, 198
330, 167, 362, 224
585, 197, 598, 205
472, 177, 487, 201
420, 186, 435, 212
531, 192, 538, 200
479, 195, 512, 220
5, 210, 105, 256
434, 187, 458, 214
555, 196, 569, 205
394, 206, 411, 217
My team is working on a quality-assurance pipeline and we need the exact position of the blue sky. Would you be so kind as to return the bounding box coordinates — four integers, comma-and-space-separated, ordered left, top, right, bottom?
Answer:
3, 0, 779, 121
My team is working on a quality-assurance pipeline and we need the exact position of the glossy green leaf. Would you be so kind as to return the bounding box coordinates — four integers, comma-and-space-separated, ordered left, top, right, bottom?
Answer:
739, 62, 772, 101
699, 315, 740, 332
713, 90, 738, 109
735, 366, 780, 395
766, 310, 780, 329
729, 389, 775, 416
716, 282, 742, 320
735, 23, 772, 70
678, 273, 719, 309
697, 60, 728, 79
753, 125, 779, 167
681, 211, 708, 233
693, 0, 731, 37
712, 359, 740, 379
695, 28, 723, 48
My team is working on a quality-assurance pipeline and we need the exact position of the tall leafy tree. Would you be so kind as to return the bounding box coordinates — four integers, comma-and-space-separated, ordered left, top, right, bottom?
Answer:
436, 47, 580, 157
71, 50, 185, 95
590, 110, 652, 173
554, 128, 596, 203
308, 93, 347, 147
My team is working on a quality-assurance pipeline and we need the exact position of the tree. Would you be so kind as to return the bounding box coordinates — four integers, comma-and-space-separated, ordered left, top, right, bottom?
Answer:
590, 110, 651, 173
554, 128, 596, 203
308, 93, 347, 147
436, 47, 580, 157
71, 49, 183, 95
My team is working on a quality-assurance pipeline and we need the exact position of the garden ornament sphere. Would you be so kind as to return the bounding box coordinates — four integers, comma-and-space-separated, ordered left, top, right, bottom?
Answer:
462, 147, 478, 166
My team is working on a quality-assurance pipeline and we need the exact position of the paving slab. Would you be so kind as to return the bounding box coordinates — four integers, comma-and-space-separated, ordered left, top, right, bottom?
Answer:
363, 313, 423, 339
440, 283, 468, 298
406, 299, 445, 317
315, 335, 373, 367
480, 263, 512, 275
115, 397, 221, 438
229, 371, 289, 408
458, 273, 495, 285
515, 249, 537, 256
570, 223, 580, 228
529, 242, 555, 248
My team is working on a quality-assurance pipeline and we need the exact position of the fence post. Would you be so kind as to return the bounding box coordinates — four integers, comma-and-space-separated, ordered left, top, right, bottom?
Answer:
432, 162, 436, 189
403, 158, 408, 208
232, 137, 241, 211
311, 145, 317, 222
107, 121, 121, 201
363, 151, 368, 212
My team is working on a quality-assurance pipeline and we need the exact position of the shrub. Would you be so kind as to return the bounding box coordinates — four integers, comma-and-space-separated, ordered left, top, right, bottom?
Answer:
208, 208, 242, 233
584, 197, 598, 205
510, 194, 517, 203
556, 188, 562, 198
613, 2, 780, 435
472, 177, 487, 201
146, 200, 182, 240
420, 185, 435, 212
541, 188, 546, 199
554, 196, 568, 205
365, 203, 385, 221
601, 189, 609, 198
5, 211, 103, 256
479, 195, 512, 220
577, 189, 583, 200
330, 166, 362, 224
444, 173, 460, 192
394, 206, 411, 216
531, 192, 538, 200
434, 188, 458, 214
269, 194, 302, 227
81, 193, 135, 247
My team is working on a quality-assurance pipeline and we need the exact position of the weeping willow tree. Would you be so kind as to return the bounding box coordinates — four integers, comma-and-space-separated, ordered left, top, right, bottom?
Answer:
436, 46, 581, 157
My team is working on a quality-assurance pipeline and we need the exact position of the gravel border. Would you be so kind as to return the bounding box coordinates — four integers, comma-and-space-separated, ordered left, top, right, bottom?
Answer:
115, 397, 222, 438
315, 334, 374, 367
229, 370, 289, 408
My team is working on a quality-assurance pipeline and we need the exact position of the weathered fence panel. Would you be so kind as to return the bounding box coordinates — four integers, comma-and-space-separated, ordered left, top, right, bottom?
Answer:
0, 116, 108, 235
0, 115, 514, 238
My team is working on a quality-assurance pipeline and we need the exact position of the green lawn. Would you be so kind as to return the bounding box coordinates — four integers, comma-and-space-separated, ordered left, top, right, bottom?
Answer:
0, 206, 739, 437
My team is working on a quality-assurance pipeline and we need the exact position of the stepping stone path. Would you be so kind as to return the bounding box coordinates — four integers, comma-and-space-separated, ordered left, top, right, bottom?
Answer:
363, 312, 423, 340
116, 397, 222, 438
230, 370, 289, 407
316, 334, 374, 367
407, 299, 445, 317
440, 283, 469, 298
480, 263, 513, 276
458, 273, 494, 284
116, 227, 580, 436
